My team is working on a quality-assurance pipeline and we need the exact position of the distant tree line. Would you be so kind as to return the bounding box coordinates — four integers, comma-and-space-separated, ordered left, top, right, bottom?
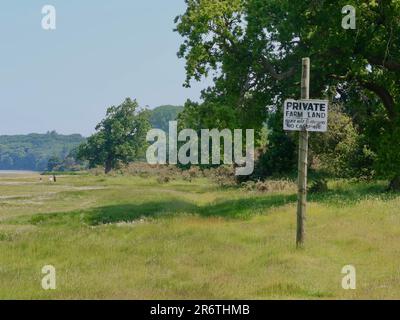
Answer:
0, 131, 85, 171
0, 106, 183, 173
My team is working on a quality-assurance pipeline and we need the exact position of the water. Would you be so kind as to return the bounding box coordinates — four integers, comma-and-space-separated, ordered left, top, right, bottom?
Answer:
0, 170, 39, 175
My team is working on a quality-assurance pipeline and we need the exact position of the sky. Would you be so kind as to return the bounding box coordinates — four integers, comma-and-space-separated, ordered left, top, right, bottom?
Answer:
0, 1, 209, 136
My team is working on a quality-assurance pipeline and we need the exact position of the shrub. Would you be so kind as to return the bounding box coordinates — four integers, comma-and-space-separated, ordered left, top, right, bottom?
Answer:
207, 166, 236, 187
157, 175, 172, 184
242, 179, 296, 193
309, 178, 329, 194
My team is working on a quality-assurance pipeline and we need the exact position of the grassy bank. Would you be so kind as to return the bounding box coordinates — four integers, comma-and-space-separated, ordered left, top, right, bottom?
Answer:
0, 173, 399, 299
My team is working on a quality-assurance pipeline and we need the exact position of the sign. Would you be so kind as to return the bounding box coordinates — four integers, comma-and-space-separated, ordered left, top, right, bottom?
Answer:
283, 99, 329, 132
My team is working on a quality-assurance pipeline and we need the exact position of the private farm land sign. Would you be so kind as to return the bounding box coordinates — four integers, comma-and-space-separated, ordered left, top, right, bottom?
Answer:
283, 99, 329, 132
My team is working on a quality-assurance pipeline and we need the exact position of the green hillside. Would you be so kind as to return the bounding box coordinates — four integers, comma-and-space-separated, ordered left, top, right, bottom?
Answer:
0, 131, 85, 171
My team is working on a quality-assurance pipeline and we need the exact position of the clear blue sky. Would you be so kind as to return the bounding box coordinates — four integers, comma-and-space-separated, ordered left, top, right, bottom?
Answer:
0, 1, 209, 136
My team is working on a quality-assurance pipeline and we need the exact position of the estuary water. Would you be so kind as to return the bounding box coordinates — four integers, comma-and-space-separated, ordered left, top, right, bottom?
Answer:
0, 170, 39, 175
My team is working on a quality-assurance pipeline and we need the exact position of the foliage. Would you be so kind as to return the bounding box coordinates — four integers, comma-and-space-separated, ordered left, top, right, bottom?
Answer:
47, 152, 87, 172
175, 0, 400, 187
0, 131, 85, 171
388, 175, 400, 192
373, 119, 400, 181
178, 99, 241, 131
252, 111, 297, 179
309, 178, 329, 194
77, 98, 151, 173
149, 105, 183, 132
309, 105, 360, 177
207, 165, 237, 187
47, 156, 61, 172
252, 106, 371, 180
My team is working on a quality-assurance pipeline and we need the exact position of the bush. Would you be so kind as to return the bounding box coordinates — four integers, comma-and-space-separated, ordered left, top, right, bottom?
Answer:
157, 175, 172, 184
241, 179, 296, 193
309, 105, 361, 178
89, 166, 106, 176
205, 166, 236, 187
252, 105, 369, 181
309, 178, 329, 194
252, 111, 297, 179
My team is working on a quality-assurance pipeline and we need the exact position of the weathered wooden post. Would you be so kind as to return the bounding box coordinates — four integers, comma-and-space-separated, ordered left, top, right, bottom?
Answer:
283, 58, 329, 249
296, 58, 310, 248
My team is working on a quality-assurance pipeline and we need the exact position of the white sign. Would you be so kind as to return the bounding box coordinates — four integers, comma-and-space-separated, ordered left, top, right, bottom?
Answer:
283, 99, 329, 132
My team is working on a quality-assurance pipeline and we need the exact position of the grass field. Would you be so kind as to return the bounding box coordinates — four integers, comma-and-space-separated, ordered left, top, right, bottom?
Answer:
0, 172, 399, 299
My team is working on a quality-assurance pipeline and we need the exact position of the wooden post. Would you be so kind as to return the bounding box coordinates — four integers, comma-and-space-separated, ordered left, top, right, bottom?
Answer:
296, 58, 310, 248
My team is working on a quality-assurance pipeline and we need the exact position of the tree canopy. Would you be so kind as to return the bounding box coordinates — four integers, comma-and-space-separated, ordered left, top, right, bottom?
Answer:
149, 105, 184, 132
77, 98, 151, 173
175, 0, 400, 187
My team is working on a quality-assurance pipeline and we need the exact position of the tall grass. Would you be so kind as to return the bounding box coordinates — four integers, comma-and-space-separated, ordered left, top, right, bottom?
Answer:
0, 173, 399, 299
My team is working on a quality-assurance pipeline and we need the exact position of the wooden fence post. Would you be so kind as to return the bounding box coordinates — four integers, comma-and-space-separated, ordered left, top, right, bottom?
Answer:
296, 57, 310, 248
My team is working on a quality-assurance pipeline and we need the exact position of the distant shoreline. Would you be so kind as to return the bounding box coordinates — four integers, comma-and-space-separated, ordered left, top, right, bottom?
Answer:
0, 170, 39, 175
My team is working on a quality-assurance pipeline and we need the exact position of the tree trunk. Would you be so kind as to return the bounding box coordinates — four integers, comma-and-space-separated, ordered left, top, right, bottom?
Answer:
104, 160, 113, 174
388, 176, 400, 192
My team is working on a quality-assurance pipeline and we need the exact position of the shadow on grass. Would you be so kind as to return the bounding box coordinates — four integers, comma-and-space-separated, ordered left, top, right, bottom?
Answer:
309, 182, 398, 206
196, 194, 297, 219
7, 193, 296, 227
86, 193, 297, 225
86, 200, 195, 225
10, 181, 399, 227
86, 182, 399, 225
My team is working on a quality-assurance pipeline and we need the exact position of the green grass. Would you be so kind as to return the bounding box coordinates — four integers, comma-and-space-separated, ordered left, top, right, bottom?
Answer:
0, 173, 399, 299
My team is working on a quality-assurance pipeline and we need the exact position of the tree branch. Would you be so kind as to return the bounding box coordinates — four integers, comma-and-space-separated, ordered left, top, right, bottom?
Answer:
358, 80, 397, 120
260, 57, 296, 81
328, 73, 397, 120
367, 56, 400, 72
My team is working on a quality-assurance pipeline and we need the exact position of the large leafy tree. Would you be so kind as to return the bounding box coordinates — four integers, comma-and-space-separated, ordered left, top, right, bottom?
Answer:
175, 0, 400, 188
77, 98, 150, 173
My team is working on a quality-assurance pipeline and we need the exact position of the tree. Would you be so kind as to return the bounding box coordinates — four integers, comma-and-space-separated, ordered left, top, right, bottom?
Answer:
47, 156, 61, 172
77, 98, 151, 174
175, 0, 400, 189
149, 105, 183, 132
